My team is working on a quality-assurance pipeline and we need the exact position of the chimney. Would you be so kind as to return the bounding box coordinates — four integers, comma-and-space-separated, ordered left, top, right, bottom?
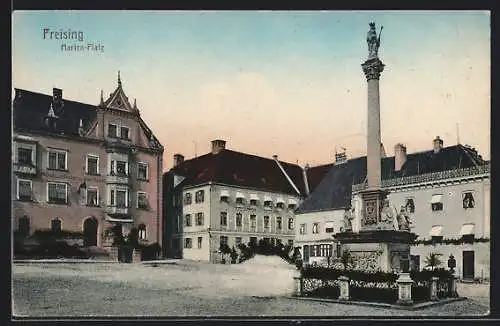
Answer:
433, 136, 443, 153
335, 148, 347, 165
173, 154, 184, 167
380, 142, 386, 158
211, 139, 226, 155
394, 143, 407, 171
78, 119, 85, 136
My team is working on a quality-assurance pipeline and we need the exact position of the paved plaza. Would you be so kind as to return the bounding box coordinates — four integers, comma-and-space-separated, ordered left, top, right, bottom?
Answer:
12, 260, 489, 318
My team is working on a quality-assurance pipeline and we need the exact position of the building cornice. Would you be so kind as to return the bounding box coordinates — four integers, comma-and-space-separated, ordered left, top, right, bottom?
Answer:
181, 181, 303, 198
352, 164, 490, 194
13, 130, 163, 155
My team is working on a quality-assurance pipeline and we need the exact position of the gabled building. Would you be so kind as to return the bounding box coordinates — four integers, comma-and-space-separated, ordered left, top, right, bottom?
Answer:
163, 140, 308, 262
296, 137, 490, 281
12, 73, 164, 252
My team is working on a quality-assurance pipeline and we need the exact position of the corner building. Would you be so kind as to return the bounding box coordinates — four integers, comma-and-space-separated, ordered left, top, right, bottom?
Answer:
12, 74, 164, 251
163, 140, 308, 262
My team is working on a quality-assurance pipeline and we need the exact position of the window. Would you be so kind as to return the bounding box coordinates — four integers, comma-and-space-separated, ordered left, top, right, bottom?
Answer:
195, 190, 205, 203
110, 189, 127, 208
249, 199, 257, 206
288, 239, 294, 247
17, 179, 32, 201
137, 192, 148, 209
429, 225, 444, 242
185, 214, 192, 227
220, 192, 229, 203
276, 217, 282, 230
311, 245, 318, 257
236, 213, 242, 227
459, 223, 475, 243
431, 194, 443, 211
197, 237, 203, 249
320, 244, 333, 257
18, 216, 30, 237
47, 182, 67, 204
264, 216, 270, 229
250, 215, 256, 229
120, 126, 130, 140
51, 218, 62, 233
235, 237, 242, 246
86, 187, 99, 206
48, 150, 67, 170
250, 237, 257, 246
137, 162, 148, 180
195, 213, 204, 226
220, 236, 228, 246
138, 224, 146, 240
117, 161, 127, 176
184, 193, 192, 205
312, 223, 319, 234
276, 202, 285, 209
325, 222, 334, 233
184, 238, 192, 249
108, 124, 118, 137
462, 192, 475, 209
236, 196, 244, 205
86, 155, 99, 175
300, 224, 307, 235
288, 218, 294, 230
220, 212, 228, 226
18, 147, 33, 165
405, 198, 415, 213
264, 200, 272, 208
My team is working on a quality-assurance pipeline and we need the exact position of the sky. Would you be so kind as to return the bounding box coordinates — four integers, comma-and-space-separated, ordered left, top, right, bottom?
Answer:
12, 11, 490, 170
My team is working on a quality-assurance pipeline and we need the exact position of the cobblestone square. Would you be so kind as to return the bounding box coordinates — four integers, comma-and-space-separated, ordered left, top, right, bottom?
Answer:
12, 262, 490, 318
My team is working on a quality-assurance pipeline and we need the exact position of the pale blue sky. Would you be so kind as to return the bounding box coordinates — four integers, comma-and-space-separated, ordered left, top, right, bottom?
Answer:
12, 11, 490, 169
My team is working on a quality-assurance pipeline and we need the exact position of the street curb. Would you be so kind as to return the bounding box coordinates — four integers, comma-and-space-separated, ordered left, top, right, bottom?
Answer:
13, 259, 118, 264
285, 296, 467, 310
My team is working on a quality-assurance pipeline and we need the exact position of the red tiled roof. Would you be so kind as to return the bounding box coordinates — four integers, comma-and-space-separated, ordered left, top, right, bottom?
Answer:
170, 149, 306, 196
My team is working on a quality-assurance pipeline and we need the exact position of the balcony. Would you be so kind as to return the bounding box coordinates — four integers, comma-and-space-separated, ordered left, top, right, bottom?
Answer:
13, 162, 37, 176
106, 173, 130, 185
106, 205, 130, 216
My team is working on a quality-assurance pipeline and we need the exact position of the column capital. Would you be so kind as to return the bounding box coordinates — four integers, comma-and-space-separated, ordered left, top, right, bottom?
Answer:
362, 58, 385, 81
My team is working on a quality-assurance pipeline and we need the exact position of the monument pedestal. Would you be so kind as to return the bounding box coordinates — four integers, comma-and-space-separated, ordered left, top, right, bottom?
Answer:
335, 230, 417, 272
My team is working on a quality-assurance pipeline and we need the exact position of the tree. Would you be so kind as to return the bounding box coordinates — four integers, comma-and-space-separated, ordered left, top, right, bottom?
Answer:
425, 252, 443, 271
230, 246, 238, 264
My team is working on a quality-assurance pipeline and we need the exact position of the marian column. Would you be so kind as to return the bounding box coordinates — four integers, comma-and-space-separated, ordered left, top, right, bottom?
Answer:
359, 22, 388, 230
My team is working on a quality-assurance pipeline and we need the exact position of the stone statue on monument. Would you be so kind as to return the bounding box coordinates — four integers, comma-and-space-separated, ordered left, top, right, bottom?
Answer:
379, 199, 394, 228
396, 206, 412, 231
343, 208, 354, 231
367, 22, 383, 59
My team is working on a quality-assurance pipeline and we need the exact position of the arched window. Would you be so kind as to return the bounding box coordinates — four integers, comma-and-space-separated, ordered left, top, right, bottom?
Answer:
51, 218, 62, 233
138, 224, 146, 240
18, 216, 30, 237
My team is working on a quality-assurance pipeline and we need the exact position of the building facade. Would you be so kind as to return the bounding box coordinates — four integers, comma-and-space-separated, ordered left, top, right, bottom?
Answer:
295, 137, 490, 280
163, 140, 306, 262
12, 74, 164, 251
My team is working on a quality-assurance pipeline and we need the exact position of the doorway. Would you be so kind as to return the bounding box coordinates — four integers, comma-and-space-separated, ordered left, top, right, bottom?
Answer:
462, 250, 475, 280
83, 217, 98, 247
303, 245, 310, 263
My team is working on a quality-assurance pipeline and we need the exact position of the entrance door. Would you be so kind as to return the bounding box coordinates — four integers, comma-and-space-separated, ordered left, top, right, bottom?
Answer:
303, 245, 310, 263
83, 217, 98, 247
463, 250, 475, 280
